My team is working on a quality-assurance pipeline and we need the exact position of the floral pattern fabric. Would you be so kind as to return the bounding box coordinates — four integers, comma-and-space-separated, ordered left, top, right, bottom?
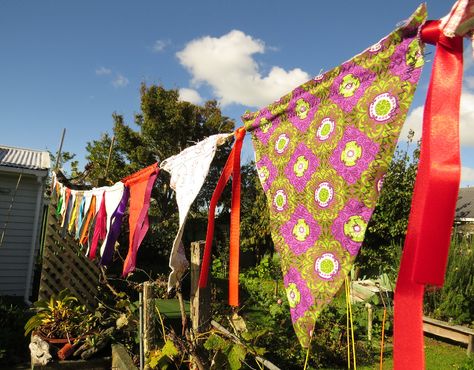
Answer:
242, 5, 426, 347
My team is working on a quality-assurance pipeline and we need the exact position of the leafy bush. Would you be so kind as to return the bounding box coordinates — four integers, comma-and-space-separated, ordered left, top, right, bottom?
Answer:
0, 296, 31, 365
424, 235, 474, 326
359, 134, 419, 278
236, 254, 390, 369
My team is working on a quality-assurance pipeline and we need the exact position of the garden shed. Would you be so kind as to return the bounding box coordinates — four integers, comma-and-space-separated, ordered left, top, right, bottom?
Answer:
456, 187, 474, 235
0, 145, 50, 302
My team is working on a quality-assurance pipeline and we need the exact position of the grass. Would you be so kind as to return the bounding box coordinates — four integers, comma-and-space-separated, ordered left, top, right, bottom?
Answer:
322, 337, 470, 370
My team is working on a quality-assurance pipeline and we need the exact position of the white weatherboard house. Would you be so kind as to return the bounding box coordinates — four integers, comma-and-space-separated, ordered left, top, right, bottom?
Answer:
456, 187, 474, 236
0, 145, 50, 302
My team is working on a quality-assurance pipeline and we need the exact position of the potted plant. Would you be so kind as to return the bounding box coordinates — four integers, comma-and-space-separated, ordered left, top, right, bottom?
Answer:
25, 289, 94, 362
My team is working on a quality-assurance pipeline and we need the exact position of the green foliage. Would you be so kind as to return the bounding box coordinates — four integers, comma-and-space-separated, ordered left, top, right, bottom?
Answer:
236, 255, 390, 369
239, 162, 272, 260
24, 289, 91, 339
424, 235, 474, 326
204, 331, 264, 370
147, 339, 179, 369
49, 151, 77, 173
93, 286, 142, 354
0, 297, 30, 365
359, 133, 419, 277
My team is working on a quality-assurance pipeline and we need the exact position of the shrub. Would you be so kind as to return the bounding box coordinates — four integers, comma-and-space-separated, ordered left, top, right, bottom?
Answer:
0, 296, 31, 365
424, 234, 474, 326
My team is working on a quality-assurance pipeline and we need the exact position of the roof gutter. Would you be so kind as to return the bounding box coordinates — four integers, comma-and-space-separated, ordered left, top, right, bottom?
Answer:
24, 172, 47, 305
0, 165, 48, 177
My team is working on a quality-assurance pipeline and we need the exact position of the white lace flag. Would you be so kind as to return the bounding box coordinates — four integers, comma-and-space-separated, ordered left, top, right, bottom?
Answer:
161, 133, 232, 290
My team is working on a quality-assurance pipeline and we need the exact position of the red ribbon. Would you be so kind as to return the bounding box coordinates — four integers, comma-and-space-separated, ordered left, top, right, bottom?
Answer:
199, 128, 245, 307
394, 20, 463, 370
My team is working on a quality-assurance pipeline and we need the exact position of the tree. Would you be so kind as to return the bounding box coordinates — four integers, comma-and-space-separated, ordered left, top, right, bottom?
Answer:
239, 162, 272, 263
357, 131, 420, 277
84, 84, 236, 276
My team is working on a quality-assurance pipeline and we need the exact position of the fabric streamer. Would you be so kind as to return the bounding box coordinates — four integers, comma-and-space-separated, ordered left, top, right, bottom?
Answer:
55, 186, 64, 217
68, 191, 83, 235
76, 190, 92, 240
198, 128, 246, 306
88, 191, 107, 260
79, 195, 96, 247
60, 188, 67, 219
84, 187, 106, 255
242, 5, 426, 347
98, 182, 125, 258
393, 18, 464, 370
61, 189, 74, 238
100, 186, 130, 266
122, 163, 159, 276
60, 187, 71, 228
161, 133, 233, 291
74, 195, 86, 239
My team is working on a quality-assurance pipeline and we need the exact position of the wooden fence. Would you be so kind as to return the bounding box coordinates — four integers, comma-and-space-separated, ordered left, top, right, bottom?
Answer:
38, 199, 100, 309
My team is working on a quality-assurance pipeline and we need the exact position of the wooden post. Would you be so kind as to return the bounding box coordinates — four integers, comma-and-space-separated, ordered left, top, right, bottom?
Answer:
139, 290, 144, 370
143, 281, 155, 361
366, 303, 373, 343
190, 241, 210, 335
54, 128, 66, 171
104, 135, 115, 182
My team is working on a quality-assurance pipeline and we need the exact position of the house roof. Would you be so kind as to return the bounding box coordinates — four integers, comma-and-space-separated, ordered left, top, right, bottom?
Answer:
0, 145, 50, 171
456, 187, 474, 220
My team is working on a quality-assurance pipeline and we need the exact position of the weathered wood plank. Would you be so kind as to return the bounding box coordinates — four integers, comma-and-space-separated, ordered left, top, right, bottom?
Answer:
190, 241, 210, 334
423, 316, 473, 354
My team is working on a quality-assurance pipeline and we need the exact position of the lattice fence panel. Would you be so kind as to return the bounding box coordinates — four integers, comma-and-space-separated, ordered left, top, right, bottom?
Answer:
39, 199, 100, 310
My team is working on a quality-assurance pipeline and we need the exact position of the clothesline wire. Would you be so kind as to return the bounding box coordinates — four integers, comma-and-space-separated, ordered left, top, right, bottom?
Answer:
0, 172, 23, 248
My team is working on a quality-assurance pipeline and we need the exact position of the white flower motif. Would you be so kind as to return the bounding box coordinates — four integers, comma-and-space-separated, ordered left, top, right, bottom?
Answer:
315, 253, 340, 280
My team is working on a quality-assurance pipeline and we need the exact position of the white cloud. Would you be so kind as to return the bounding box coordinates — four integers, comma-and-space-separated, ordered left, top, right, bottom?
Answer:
400, 90, 474, 147
95, 66, 112, 75
176, 30, 310, 107
465, 76, 474, 89
152, 39, 169, 53
178, 88, 203, 104
400, 105, 423, 142
462, 166, 474, 183
112, 74, 129, 88
464, 43, 473, 71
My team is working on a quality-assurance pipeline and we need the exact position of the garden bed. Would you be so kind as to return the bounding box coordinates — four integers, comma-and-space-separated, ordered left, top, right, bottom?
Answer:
31, 357, 110, 369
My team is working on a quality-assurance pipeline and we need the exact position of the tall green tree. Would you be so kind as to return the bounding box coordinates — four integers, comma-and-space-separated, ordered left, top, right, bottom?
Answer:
358, 131, 420, 277
240, 162, 272, 262
84, 84, 235, 275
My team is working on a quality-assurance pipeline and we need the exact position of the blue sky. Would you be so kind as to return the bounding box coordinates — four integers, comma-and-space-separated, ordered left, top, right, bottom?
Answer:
1, 1, 473, 185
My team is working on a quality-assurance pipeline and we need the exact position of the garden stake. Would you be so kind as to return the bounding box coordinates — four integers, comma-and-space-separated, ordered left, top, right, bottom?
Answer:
380, 308, 387, 370
345, 276, 357, 370
139, 290, 144, 370
303, 328, 314, 370
346, 288, 351, 369
378, 285, 388, 370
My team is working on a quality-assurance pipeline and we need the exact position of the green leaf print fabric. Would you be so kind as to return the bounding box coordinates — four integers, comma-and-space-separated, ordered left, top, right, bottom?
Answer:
242, 5, 426, 347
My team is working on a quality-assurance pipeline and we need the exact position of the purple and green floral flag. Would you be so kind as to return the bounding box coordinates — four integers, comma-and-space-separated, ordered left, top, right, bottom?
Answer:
242, 5, 426, 347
